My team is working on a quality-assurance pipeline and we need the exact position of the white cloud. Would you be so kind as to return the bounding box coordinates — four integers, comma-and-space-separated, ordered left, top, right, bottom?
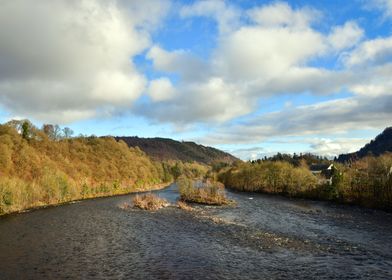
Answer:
147, 46, 208, 81
247, 2, 319, 28
344, 36, 392, 67
137, 77, 255, 124
148, 78, 177, 102
0, 0, 169, 123
214, 25, 326, 82
309, 138, 370, 157
328, 21, 364, 50
229, 146, 265, 161
180, 0, 240, 34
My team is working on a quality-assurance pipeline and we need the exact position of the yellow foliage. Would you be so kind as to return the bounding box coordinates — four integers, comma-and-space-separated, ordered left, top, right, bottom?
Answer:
220, 154, 392, 209
0, 124, 173, 215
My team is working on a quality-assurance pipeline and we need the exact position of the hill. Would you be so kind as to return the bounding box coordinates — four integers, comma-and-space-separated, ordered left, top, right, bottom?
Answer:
337, 127, 392, 162
0, 120, 183, 215
114, 136, 238, 164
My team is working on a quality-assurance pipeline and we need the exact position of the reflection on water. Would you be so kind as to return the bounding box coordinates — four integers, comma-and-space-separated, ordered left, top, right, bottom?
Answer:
0, 183, 391, 279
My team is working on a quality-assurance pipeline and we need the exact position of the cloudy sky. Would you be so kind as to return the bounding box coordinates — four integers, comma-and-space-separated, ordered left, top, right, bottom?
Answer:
0, 0, 391, 159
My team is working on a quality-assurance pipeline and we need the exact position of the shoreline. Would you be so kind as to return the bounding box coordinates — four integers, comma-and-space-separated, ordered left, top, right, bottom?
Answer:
0, 181, 173, 218
225, 186, 392, 213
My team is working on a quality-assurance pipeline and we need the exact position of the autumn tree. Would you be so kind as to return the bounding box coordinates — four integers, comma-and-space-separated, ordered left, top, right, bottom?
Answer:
42, 124, 55, 139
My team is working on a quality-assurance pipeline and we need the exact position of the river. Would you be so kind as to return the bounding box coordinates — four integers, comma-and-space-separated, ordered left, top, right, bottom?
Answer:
0, 183, 391, 279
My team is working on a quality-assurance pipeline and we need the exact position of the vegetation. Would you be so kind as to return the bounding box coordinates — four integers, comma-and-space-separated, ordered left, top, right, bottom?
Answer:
0, 120, 177, 215
252, 152, 330, 167
218, 154, 392, 210
169, 161, 209, 180
177, 200, 193, 211
219, 161, 318, 197
337, 127, 392, 162
114, 136, 238, 164
132, 193, 169, 211
177, 176, 232, 205
2, 118, 389, 215
330, 154, 392, 209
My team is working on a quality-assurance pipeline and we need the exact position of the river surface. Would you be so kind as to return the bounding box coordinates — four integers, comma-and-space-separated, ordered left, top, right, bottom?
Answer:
0, 183, 392, 279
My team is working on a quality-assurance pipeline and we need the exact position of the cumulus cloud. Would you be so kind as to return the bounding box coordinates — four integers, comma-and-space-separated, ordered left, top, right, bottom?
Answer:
328, 21, 364, 50
344, 36, 392, 67
140, 2, 368, 125
137, 77, 255, 124
247, 2, 319, 28
0, 0, 169, 123
147, 46, 208, 82
147, 78, 177, 102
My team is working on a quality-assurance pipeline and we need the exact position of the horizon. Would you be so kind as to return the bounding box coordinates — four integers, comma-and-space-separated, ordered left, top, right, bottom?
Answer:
1, 0, 391, 160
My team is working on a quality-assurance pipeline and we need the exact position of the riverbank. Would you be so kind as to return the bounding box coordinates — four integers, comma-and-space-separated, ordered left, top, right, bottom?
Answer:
218, 156, 392, 211
0, 181, 172, 217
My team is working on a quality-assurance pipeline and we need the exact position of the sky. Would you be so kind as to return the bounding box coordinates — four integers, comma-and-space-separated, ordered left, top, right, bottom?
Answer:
0, 0, 391, 160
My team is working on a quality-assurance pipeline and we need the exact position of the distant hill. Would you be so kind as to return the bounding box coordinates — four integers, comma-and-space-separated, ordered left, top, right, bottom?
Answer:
337, 127, 392, 162
114, 136, 238, 164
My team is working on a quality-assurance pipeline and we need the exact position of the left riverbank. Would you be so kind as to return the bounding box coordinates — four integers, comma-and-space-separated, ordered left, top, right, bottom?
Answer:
0, 181, 173, 217
0, 121, 178, 216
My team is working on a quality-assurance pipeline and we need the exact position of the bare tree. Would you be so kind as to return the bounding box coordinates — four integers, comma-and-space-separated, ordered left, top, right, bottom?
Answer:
62, 127, 74, 139
42, 124, 55, 139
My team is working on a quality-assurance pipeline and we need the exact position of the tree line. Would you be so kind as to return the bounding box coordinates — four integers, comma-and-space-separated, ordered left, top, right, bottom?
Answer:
218, 154, 392, 210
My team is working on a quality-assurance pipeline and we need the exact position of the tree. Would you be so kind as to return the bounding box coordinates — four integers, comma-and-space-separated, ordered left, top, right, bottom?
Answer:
42, 124, 55, 139
21, 121, 30, 139
62, 127, 74, 139
53, 125, 62, 140
171, 162, 183, 179
42, 124, 62, 140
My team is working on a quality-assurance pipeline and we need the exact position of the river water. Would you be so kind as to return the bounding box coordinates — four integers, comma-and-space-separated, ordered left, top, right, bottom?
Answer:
0, 183, 391, 279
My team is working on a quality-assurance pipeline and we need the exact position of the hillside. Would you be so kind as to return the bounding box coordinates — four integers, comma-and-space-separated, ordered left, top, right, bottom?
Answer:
337, 127, 392, 162
0, 121, 176, 215
114, 136, 238, 164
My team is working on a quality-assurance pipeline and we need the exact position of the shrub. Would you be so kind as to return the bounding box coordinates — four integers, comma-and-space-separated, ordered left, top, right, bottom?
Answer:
177, 201, 193, 211
178, 177, 232, 206
132, 193, 169, 210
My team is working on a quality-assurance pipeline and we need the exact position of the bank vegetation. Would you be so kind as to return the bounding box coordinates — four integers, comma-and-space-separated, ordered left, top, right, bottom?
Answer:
218, 154, 392, 210
177, 176, 233, 206
0, 120, 208, 215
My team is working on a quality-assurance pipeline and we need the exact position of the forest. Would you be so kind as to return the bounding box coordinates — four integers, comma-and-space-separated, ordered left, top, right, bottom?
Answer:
0, 120, 207, 215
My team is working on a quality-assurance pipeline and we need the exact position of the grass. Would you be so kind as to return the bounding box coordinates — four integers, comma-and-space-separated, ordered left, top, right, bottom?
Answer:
132, 193, 169, 210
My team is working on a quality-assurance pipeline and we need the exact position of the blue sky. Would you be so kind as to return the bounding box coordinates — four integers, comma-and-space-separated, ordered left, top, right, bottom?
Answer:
0, 0, 391, 159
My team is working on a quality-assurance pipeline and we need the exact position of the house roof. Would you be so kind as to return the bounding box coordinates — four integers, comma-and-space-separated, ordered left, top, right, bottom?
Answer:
310, 164, 333, 171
